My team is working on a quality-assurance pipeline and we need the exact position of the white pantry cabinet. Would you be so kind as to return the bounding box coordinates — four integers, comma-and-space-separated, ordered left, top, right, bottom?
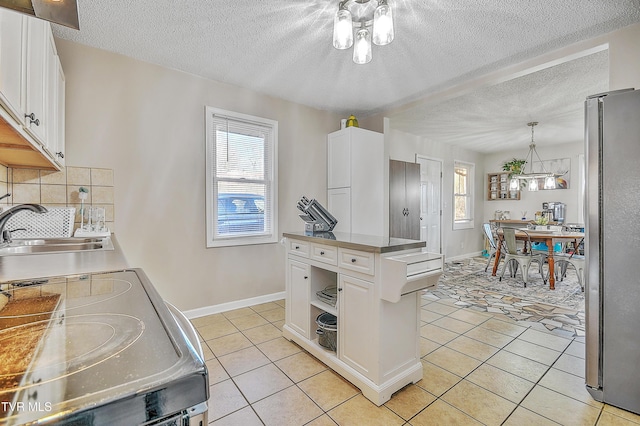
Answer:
327, 127, 384, 235
0, 9, 65, 170
283, 232, 443, 405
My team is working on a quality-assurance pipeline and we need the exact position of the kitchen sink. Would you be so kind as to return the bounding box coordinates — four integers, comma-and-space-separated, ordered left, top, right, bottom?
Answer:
0, 237, 114, 256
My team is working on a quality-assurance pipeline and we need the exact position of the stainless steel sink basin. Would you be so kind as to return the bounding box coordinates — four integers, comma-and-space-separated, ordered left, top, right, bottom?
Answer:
0, 237, 114, 256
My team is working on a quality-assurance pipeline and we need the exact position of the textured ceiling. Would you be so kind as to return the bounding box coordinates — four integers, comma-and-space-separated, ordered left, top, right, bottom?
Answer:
49, 1, 640, 152
390, 50, 610, 152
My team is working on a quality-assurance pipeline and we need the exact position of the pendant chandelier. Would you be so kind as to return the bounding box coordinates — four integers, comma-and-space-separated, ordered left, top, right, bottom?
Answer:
332, 0, 394, 65
509, 122, 559, 192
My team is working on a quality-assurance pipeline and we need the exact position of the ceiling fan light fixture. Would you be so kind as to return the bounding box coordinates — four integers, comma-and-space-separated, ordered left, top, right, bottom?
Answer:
333, 0, 395, 64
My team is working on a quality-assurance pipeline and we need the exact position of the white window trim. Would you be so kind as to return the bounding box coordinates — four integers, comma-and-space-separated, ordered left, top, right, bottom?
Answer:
453, 160, 474, 230
205, 106, 278, 247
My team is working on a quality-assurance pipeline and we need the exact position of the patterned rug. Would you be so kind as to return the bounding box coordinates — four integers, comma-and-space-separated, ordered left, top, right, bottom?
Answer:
425, 256, 585, 337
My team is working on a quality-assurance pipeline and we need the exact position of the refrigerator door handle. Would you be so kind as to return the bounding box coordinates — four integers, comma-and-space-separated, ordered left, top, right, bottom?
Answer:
584, 95, 603, 393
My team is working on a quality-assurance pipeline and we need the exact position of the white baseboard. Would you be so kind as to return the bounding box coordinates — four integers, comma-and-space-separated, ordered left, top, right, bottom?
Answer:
445, 251, 483, 263
183, 291, 286, 319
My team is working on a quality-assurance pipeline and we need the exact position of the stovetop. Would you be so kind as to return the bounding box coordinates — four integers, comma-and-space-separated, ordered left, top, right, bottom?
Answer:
0, 269, 208, 425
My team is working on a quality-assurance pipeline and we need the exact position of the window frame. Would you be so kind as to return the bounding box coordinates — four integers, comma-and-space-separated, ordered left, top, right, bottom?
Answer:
453, 160, 474, 230
205, 106, 278, 247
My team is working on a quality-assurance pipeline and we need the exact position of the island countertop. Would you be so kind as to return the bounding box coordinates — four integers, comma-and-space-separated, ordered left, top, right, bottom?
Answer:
282, 231, 425, 253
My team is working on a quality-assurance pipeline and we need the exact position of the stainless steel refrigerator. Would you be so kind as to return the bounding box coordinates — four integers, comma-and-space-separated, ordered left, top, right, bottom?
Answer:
585, 88, 640, 414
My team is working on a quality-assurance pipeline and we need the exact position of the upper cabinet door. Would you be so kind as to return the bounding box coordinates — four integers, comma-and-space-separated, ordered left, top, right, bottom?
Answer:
24, 17, 48, 145
328, 129, 351, 189
0, 9, 26, 122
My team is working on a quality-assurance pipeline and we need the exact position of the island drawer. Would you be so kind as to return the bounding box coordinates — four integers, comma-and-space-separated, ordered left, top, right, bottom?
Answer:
338, 248, 375, 275
288, 239, 310, 258
381, 250, 443, 303
311, 243, 338, 265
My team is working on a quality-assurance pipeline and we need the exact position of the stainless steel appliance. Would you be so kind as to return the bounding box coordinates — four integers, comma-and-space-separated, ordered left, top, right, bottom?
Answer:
542, 201, 566, 224
585, 88, 640, 414
0, 269, 208, 425
297, 196, 338, 234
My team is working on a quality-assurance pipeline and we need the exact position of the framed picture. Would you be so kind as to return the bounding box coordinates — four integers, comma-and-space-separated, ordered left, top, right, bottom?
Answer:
531, 157, 570, 190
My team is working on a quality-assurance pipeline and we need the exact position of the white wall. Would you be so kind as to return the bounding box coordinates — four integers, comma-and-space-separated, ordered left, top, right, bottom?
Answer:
56, 39, 341, 311
386, 127, 485, 260
483, 141, 584, 224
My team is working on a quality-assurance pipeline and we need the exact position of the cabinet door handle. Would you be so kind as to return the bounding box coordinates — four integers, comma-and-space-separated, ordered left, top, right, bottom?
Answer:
338, 288, 342, 291
295, 246, 300, 249
320, 251, 325, 255
56, 152, 64, 159
25, 113, 40, 126
351, 258, 356, 263
304, 276, 308, 279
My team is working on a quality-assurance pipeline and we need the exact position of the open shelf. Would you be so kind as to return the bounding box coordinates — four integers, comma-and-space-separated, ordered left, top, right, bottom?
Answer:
310, 299, 337, 317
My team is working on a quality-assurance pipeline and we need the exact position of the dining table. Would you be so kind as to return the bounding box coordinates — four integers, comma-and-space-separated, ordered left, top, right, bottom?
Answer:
491, 227, 585, 290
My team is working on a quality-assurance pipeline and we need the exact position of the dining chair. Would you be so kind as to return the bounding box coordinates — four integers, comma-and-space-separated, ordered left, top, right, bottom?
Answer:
483, 223, 504, 272
553, 238, 585, 291
498, 228, 546, 287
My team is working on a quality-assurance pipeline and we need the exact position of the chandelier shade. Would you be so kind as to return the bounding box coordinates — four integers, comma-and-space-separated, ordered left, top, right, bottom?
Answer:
332, 0, 395, 64
353, 25, 372, 64
333, 8, 354, 49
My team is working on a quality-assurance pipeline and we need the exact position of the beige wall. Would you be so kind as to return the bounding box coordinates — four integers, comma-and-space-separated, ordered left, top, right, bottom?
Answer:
56, 39, 341, 312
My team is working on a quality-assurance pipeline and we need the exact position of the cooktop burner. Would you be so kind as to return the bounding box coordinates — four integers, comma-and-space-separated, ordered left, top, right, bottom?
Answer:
0, 269, 208, 425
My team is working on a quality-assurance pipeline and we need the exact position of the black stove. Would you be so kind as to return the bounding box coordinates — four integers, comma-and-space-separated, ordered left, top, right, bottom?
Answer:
0, 269, 208, 425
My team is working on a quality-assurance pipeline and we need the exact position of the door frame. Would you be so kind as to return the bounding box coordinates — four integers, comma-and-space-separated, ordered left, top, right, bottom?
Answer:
416, 154, 443, 254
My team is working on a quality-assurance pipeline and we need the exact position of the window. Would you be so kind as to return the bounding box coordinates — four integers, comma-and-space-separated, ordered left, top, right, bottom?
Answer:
453, 160, 474, 230
205, 107, 278, 247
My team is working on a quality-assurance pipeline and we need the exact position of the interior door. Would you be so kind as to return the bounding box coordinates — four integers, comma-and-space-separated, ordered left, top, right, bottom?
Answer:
416, 155, 442, 253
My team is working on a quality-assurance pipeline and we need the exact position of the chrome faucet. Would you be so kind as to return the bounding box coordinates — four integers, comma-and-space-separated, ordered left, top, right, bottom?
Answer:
0, 203, 48, 243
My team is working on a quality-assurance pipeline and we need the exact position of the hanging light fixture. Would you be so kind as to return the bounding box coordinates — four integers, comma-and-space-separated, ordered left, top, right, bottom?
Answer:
509, 122, 561, 191
332, 0, 395, 64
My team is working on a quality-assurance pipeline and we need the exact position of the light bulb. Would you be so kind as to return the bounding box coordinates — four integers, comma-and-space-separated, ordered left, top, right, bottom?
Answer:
509, 178, 519, 190
353, 27, 372, 64
544, 176, 556, 190
373, 1, 394, 46
528, 179, 539, 192
333, 8, 353, 49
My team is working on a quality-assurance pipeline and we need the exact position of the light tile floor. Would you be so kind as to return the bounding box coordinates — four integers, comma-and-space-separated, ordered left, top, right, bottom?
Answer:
192, 297, 640, 426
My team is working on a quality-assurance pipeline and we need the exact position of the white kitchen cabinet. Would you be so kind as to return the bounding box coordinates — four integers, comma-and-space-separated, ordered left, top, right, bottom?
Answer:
24, 17, 48, 145
283, 232, 443, 405
285, 258, 310, 339
0, 9, 26, 123
327, 127, 384, 235
338, 274, 374, 376
46, 40, 65, 167
0, 12, 64, 170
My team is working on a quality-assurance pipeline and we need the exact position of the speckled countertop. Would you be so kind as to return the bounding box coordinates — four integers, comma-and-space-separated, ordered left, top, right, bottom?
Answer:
282, 231, 425, 253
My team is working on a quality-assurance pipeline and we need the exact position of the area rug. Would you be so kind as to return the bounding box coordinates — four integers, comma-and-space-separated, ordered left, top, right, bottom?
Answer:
425, 257, 585, 337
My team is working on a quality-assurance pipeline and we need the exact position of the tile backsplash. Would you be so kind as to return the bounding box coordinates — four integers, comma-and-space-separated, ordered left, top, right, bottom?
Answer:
0, 165, 115, 233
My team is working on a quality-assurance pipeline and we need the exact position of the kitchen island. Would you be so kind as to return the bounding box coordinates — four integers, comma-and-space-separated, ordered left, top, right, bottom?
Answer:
282, 231, 443, 405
